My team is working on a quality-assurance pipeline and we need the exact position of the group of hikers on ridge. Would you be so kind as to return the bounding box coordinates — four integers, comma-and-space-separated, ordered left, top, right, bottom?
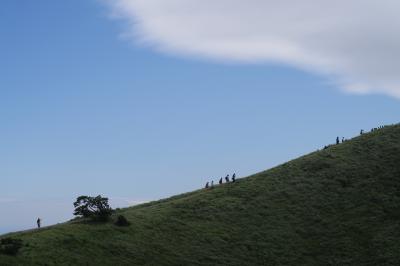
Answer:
205, 173, 236, 189
325, 125, 388, 150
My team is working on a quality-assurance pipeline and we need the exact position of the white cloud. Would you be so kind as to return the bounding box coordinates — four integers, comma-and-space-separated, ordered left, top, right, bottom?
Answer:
105, 0, 400, 98
109, 197, 148, 208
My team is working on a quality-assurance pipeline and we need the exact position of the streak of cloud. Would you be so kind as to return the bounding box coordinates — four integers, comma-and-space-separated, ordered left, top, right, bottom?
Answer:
105, 0, 400, 98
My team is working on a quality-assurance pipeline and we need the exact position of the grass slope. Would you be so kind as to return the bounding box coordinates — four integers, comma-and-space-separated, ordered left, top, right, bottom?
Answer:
1, 124, 400, 266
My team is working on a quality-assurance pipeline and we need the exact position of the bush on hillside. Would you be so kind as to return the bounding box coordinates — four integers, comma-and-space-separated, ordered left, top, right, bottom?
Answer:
0, 237, 23, 256
73, 195, 114, 222
115, 215, 130, 227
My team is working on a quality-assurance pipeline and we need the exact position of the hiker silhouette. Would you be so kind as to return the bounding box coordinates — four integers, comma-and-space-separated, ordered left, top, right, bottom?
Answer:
37, 218, 41, 229
232, 173, 236, 182
205, 182, 209, 189
219, 178, 223, 185
336, 137, 340, 145
225, 175, 230, 183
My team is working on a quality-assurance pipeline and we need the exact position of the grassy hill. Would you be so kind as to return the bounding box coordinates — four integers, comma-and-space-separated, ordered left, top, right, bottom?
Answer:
1, 124, 400, 265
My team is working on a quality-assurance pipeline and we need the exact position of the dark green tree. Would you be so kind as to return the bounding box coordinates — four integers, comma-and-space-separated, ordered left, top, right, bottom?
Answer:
73, 195, 113, 221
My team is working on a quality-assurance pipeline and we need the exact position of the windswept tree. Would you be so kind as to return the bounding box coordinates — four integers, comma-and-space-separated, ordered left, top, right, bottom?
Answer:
73, 195, 113, 221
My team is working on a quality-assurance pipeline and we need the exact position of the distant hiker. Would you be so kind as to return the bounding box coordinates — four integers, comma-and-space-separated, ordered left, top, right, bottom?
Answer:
232, 173, 236, 182
211, 180, 214, 188
219, 178, 223, 185
37, 218, 41, 229
360, 129, 364, 135
205, 182, 209, 189
225, 174, 230, 183
336, 136, 340, 145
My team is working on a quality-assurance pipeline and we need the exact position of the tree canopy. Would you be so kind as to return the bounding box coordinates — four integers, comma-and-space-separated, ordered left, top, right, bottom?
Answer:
73, 195, 113, 221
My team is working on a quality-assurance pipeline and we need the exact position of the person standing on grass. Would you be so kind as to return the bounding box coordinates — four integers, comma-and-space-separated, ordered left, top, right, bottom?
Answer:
205, 182, 209, 189
37, 218, 41, 229
219, 178, 223, 185
225, 174, 230, 183
232, 173, 236, 182
336, 136, 340, 145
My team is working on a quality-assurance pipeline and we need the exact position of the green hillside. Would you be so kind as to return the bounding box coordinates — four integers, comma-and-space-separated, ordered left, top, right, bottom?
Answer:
1, 124, 400, 266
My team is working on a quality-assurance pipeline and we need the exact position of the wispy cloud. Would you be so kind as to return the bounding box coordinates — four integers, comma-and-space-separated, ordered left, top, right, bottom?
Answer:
0, 198, 18, 203
104, 0, 400, 98
109, 197, 148, 208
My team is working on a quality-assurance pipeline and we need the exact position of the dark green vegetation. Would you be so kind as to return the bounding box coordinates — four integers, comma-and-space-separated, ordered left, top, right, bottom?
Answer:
1, 124, 400, 265
115, 215, 130, 227
0, 238, 23, 256
73, 195, 113, 222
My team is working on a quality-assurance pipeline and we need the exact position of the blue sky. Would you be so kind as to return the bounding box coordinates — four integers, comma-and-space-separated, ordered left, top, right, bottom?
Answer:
1, 0, 399, 233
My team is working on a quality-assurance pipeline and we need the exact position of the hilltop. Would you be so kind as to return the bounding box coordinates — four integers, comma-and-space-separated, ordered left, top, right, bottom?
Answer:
1, 124, 400, 265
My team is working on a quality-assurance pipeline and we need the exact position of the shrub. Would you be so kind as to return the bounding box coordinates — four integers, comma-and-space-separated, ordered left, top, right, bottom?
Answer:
73, 195, 114, 222
0, 238, 23, 256
115, 215, 130, 227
